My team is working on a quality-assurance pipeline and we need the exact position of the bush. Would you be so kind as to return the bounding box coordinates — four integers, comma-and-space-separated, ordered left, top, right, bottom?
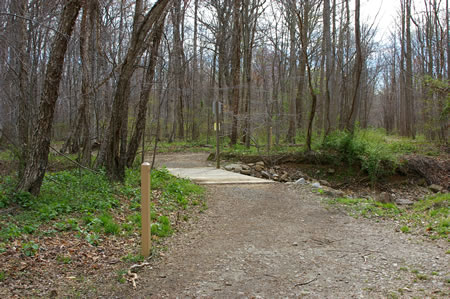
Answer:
322, 128, 396, 182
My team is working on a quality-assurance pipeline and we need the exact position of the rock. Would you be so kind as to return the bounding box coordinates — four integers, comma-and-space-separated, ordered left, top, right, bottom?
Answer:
292, 242, 298, 246
224, 165, 234, 171
319, 180, 330, 187
256, 161, 265, 166
272, 174, 279, 181
321, 187, 344, 198
255, 165, 264, 172
312, 182, 321, 188
233, 166, 242, 173
377, 192, 393, 203
334, 190, 345, 197
248, 163, 255, 166
327, 168, 336, 175
417, 178, 427, 187
296, 171, 306, 177
261, 171, 270, 179
295, 178, 307, 185
280, 173, 289, 182
241, 164, 251, 171
429, 184, 443, 193
240, 169, 251, 175
396, 198, 414, 206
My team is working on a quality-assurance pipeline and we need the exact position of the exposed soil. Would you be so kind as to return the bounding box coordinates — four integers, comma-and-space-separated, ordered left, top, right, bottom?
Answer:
92, 153, 449, 298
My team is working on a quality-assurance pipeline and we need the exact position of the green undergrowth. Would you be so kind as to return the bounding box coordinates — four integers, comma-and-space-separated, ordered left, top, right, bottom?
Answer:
156, 140, 213, 153
0, 167, 205, 247
321, 128, 444, 182
211, 128, 442, 183
328, 193, 449, 240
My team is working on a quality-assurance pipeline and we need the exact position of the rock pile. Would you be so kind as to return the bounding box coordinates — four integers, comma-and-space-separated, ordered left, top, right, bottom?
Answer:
224, 161, 302, 182
223, 161, 345, 198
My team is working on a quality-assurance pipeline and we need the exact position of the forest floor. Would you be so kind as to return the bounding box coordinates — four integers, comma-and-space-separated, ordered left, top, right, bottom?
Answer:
91, 152, 449, 298
0, 152, 448, 298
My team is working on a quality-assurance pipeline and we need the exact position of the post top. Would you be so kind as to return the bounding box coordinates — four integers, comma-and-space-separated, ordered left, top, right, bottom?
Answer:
142, 162, 151, 166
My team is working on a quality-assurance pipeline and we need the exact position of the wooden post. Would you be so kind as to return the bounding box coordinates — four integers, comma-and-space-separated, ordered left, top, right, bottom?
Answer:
141, 162, 151, 257
215, 100, 220, 169
269, 127, 273, 150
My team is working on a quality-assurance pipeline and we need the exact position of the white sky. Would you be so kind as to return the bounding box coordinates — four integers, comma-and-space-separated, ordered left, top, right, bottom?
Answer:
361, 0, 431, 39
361, 0, 401, 36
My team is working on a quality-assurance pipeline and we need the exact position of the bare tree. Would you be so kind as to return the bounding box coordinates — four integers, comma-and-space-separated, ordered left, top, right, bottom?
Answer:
17, 0, 82, 195
98, 0, 172, 181
230, 0, 241, 145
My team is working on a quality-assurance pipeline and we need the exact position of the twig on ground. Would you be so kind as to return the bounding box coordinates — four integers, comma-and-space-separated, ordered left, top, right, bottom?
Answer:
49, 145, 99, 174
294, 276, 318, 287
127, 262, 152, 288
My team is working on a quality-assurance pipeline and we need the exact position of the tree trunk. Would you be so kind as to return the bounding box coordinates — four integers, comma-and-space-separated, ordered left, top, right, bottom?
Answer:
286, 6, 297, 144
11, 0, 30, 177
405, 0, 415, 138
126, 18, 165, 167
323, 0, 333, 136
98, 0, 171, 181
345, 0, 362, 132
230, 0, 241, 145
191, 0, 199, 141
17, 0, 82, 195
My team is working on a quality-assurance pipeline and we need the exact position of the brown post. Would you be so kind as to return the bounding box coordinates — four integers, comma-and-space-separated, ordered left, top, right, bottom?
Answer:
215, 101, 220, 169
269, 127, 273, 151
141, 162, 151, 257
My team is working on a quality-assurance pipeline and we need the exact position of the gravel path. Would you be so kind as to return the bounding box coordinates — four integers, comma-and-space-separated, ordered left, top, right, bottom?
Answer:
129, 153, 449, 298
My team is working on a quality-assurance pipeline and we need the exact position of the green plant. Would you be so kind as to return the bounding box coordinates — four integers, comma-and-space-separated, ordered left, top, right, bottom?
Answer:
84, 232, 99, 246
121, 253, 144, 263
22, 241, 39, 256
416, 273, 428, 280
151, 216, 172, 237
0, 271, 5, 281
22, 224, 37, 234
322, 129, 397, 182
400, 226, 410, 233
0, 223, 22, 241
99, 213, 120, 235
329, 193, 448, 240
116, 269, 127, 284
56, 255, 72, 264
127, 212, 141, 225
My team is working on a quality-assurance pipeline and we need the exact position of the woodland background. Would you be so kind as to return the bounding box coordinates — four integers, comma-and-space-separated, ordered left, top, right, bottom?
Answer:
0, 0, 448, 195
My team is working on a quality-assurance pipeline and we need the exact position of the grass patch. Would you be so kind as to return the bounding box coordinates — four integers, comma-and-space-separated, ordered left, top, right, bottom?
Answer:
0, 166, 205, 247
329, 193, 449, 240
121, 253, 145, 263
400, 225, 410, 233
416, 273, 428, 280
151, 216, 172, 237
116, 269, 127, 284
156, 140, 212, 153
322, 129, 397, 182
331, 197, 401, 218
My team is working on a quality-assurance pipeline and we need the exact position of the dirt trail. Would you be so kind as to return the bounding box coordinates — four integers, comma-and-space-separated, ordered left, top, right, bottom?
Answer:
124, 153, 448, 298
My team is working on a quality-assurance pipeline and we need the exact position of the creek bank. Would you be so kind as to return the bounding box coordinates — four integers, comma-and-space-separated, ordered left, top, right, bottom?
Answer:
209, 151, 448, 203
